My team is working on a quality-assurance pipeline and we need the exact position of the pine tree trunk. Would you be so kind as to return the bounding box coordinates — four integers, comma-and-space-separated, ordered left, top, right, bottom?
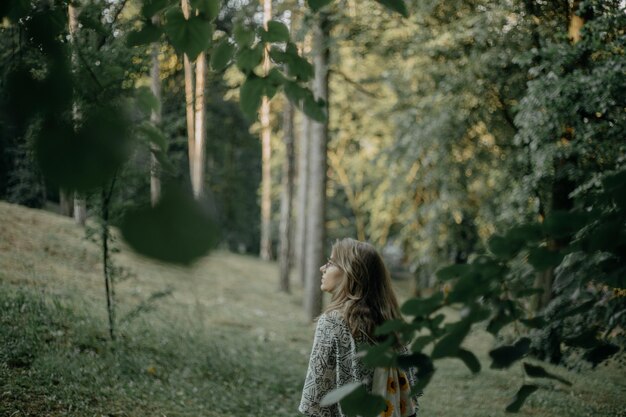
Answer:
259, 0, 273, 260
295, 109, 310, 285
181, 0, 195, 186
68, 4, 86, 226
150, 15, 162, 206
304, 14, 330, 320
278, 100, 295, 292
192, 52, 206, 198
295, 35, 312, 286
59, 189, 74, 217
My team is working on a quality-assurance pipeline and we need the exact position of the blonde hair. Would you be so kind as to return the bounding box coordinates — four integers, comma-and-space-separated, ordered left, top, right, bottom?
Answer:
325, 238, 402, 343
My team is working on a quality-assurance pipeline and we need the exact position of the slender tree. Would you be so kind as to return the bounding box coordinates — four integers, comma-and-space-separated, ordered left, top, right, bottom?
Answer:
259, 0, 273, 260
295, 34, 311, 285
278, 98, 295, 292
150, 16, 162, 206
68, 3, 87, 225
303, 13, 330, 320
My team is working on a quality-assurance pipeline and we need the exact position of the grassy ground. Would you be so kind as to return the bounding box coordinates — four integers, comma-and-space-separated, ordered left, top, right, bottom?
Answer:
1, 200, 624, 417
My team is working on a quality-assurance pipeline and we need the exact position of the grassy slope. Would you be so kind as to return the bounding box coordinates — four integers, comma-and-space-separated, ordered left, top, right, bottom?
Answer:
0, 201, 624, 417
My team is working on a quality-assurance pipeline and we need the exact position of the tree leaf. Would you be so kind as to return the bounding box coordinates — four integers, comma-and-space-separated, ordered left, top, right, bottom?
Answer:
234, 22, 254, 47
563, 329, 600, 349
457, 348, 481, 374
120, 184, 219, 265
210, 38, 235, 72
431, 317, 471, 359
135, 86, 160, 115
163, 9, 212, 61
137, 121, 167, 152
141, 0, 170, 18
505, 384, 539, 413
239, 75, 265, 120
260, 20, 290, 43
489, 337, 530, 369
307, 0, 334, 12
401, 292, 443, 317
583, 343, 620, 367
302, 93, 327, 122
543, 210, 587, 239
236, 44, 264, 74
320, 382, 362, 407
375, 0, 409, 17
436, 263, 470, 281
127, 22, 162, 47
190, 0, 220, 21
374, 319, 407, 336
488, 234, 524, 259
397, 353, 435, 391
523, 363, 571, 386
527, 247, 564, 271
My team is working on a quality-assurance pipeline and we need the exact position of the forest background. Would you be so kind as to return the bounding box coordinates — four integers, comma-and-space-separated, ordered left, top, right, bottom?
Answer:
0, 0, 625, 415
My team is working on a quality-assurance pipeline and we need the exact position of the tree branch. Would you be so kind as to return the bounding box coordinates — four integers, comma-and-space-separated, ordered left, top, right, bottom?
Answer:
329, 68, 383, 99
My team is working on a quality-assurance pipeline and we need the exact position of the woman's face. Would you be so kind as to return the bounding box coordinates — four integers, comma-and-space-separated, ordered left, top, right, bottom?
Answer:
320, 254, 345, 293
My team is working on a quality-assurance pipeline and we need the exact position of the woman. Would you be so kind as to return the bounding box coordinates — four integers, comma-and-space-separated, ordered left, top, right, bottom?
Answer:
299, 238, 419, 417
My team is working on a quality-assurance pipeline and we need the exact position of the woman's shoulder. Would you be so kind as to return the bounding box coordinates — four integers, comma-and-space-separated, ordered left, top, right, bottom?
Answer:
316, 310, 349, 333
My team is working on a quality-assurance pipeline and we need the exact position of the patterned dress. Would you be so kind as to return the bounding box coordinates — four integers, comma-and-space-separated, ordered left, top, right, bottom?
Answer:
299, 310, 420, 417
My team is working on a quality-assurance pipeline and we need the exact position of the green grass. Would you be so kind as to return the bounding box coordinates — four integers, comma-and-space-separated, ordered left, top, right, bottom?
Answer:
1, 200, 625, 416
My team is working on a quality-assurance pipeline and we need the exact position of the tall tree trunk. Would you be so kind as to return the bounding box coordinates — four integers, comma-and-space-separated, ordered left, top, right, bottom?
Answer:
68, 4, 87, 226
59, 188, 74, 217
192, 52, 206, 198
259, 0, 273, 260
181, 0, 196, 186
295, 109, 310, 285
150, 15, 162, 206
278, 99, 295, 292
304, 14, 330, 320
295, 35, 312, 286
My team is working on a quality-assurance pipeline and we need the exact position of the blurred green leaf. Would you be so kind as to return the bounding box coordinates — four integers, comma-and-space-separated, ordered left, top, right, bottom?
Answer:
401, 292, 443, 317
36, 106, 133, 192
507, 223, 543, 243
307, 0, 334, 12
505, 384, 538, 413
583, 343, 619, 367
211, 38, 235, 72
260, 20, 290, 43
236, 44, 264, 74
135, 86, 160, 115
239, 75, 265, 120
137, 121, 168, 152
488, 234, 524, 259
141, 0, 170, 18
543, 211, 587, 239
360, 337, 396, 368
303, 93, 327, 122
431, 317, 471, 359
120, 184, 219, 265
374, 319, 407, 336
191, 0, 220, 20
457, 348, 481, 374
436, 263, 470, 281
375, 0, 409, 17
523, 363, 571, 385
320, 382, 362, 407
163, 9, 212, 60
397, 352, 434, 391
410, 335, 435, 352
321, 382, 387, 417
563, 329, 600, 349
234, 23, 255, 47
528, 247, 564, 271
127, 23, 162, 47
271, 44, 314, 81
489, 337, 530, 369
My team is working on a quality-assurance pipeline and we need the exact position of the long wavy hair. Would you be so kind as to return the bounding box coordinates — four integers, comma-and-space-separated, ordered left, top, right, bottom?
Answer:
324, 238, 402, 343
